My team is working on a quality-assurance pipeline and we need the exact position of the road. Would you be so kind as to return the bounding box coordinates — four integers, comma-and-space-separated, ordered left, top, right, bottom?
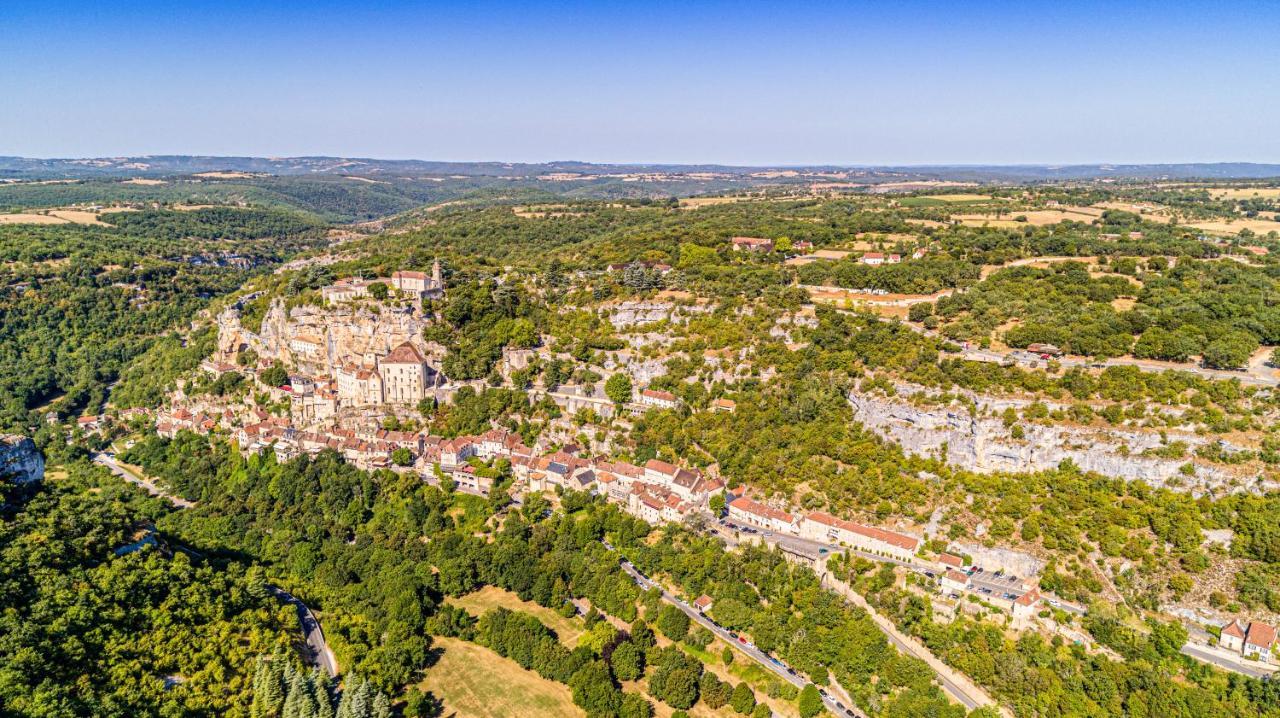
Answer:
1181, 642, 1277, 679
92, 452, 196, 508
608, 546, 862, 717
270, 586, 339, 677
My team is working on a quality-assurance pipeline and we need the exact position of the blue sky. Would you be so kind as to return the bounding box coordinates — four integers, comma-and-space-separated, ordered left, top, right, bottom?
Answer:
2, 0, 1278, 165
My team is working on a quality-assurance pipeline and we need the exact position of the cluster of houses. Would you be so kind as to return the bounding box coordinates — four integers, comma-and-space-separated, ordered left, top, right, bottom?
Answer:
320, 262, 445, 305
726, 496, 922, 562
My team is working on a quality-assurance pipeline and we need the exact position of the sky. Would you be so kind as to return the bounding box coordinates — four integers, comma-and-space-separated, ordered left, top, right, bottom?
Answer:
2, 0, 1279, 165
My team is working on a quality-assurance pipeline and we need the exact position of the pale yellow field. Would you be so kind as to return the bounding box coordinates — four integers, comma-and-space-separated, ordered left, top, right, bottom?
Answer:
1187, 218, 1280, 235
48, 210, 109, 225
172, 204, 217, 211
905, 218, 947, 228
1211, 188, 1280, 200
446, 586, 585, 645
419, 637, 583, 718
123, 178, 166, 185
0, 213, 67, 225
194, 171, 255, 179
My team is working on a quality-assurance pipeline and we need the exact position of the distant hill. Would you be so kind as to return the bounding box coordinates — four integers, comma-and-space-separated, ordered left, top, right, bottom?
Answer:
3, 155, 1280, 182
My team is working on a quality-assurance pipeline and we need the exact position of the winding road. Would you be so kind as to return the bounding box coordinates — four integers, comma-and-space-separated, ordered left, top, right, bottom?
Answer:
270, 586, 340, 677
606, 542, 863, 717
92, 451, 196, 508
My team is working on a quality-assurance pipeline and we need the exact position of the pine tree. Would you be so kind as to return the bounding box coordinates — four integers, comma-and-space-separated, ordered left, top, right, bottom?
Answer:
371, 692, 392, 718
311, 670, 335, 718
282, 670, 309, 718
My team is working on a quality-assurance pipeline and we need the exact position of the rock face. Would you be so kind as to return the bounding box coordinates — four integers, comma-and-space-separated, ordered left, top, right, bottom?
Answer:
218, 299, 441, 377
0, 435, 44, 484
850, 382, 1259, 495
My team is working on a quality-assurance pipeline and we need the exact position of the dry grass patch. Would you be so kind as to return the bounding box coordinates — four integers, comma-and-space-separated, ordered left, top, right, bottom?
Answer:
48, 210, 109, 226
194, 171, 255, 179
123, 178, 167, 185
447, 586, 585, 645
1211, 188, 1280, 200
420, 637, 583, 718
0, 213, 68, 225
1186, 218, 1280, 235
928, 193, 992, 202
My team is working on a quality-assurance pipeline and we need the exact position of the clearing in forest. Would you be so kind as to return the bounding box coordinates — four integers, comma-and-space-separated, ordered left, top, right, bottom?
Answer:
446, 586, 586, 645
419, 637, 583, 718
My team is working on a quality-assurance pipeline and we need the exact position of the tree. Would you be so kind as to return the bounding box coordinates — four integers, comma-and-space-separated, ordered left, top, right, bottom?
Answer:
751, 703, 771, 718
709, 492, 726, 515
606, 373, 634, 405
619, 693, 654, 718
700, 672, 732, 709
569, 660, 621, 717
368, 282, 389, 300
260, 364, 289, 388
798, 684, 824, 718
610, 640, 644, 681
730, 682, 756, 715
391, 447, 413, 466
721, 646, 734, 665
655, 604, 690, 642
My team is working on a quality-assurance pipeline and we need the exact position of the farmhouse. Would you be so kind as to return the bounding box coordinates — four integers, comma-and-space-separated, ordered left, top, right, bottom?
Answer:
1222, 621, 1277, 663
861, 252, 885, 266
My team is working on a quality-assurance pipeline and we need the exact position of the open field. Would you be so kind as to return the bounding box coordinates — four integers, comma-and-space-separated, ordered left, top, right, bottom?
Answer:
194, 171, 256, 178
446, 587, 586, 645
123, 178, 167, 185
1186, 218, 1280, 235
0, 213, 67, 225
420, 637, 583, 718
1211, 188, 1280, 200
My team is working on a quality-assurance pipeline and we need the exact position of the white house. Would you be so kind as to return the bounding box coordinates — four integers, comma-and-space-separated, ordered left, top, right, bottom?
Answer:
639, 389, 680, 410
799, 512, 920, 562
940, 569, 970, 595
728, 496, 798, 534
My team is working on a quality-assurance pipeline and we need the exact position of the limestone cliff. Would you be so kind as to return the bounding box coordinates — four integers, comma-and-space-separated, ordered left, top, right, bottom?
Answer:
850, 382, 1263, 495
0, 435, 44, 484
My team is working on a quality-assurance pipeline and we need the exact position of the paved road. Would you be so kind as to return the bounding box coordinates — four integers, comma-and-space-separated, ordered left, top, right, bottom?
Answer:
608, 545, 861, 717
270, 586, 339, 677
1181, 642, 1277, 679
92, 452, 196, 508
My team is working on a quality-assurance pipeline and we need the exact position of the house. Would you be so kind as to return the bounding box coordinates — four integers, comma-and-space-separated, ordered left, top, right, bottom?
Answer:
693, 595, 714, 612
439, 438, 476, 467
887, 253, 902, 264
639, 389, 680, 410
1012, 590, 1041, 619
791, 241, 813, 251
728, 496, 798, 534
711, 398, 737, 413
936, 553, 966, 570
1245, 622, 1277, 663
911, 248, 928, 260
940, 569, 969, 595
391, 260, 444, 300
1224, 621, 1278, 663
731, 236, 774, 252
861, 252, 885, 266
799, 512, 920, 562
76, 415, 103, 432
1220, 620, 1247, 653
450, 464, 495, 496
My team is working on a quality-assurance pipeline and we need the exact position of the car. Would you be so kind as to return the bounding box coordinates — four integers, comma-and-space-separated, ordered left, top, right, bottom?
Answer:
729, 632, 738, 639
923, 571, 935, 578
738, 636, 747, 644
787, 667, 797, 675
762, 531, 772, 537
819, 688, 828, 697
818, 548, 828, 554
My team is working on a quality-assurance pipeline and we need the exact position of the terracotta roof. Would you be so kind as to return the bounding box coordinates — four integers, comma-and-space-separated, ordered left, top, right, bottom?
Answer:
645, 459, 678, 476
394, 270, 428, 279
1248, 622, 1277, 647
1223, 620, 1247, 639
863, 252, 884, 259
693, 595, 713, 609
731, 236, 772, 246
729, 496, 794, 524
1014, 590, 1040, 607
712, 398, 736, 409
938, 553, 964, 568
642, 388, 678, 402
944, 569, 970, 584
805, 512, 920, 551
383, 341, 426, 364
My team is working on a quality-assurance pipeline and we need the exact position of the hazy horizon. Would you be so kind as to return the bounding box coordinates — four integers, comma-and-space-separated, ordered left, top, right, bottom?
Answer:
4, 0, 1279, 165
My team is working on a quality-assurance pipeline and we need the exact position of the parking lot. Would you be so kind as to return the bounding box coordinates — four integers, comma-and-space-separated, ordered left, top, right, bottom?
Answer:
968, 568, 1026, 600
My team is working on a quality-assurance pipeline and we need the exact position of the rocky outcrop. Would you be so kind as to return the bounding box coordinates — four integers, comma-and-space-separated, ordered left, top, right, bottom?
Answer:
0, 435, 44, 484
850, 382, 1262, 495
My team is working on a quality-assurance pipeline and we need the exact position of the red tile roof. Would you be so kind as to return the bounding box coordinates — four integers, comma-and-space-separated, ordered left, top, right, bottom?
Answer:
1223, 621, 1247, 639
805, 511, 920, 551
729, 496, 794, 524
937, 553, 964, 568
1248, 622, 1277, 648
